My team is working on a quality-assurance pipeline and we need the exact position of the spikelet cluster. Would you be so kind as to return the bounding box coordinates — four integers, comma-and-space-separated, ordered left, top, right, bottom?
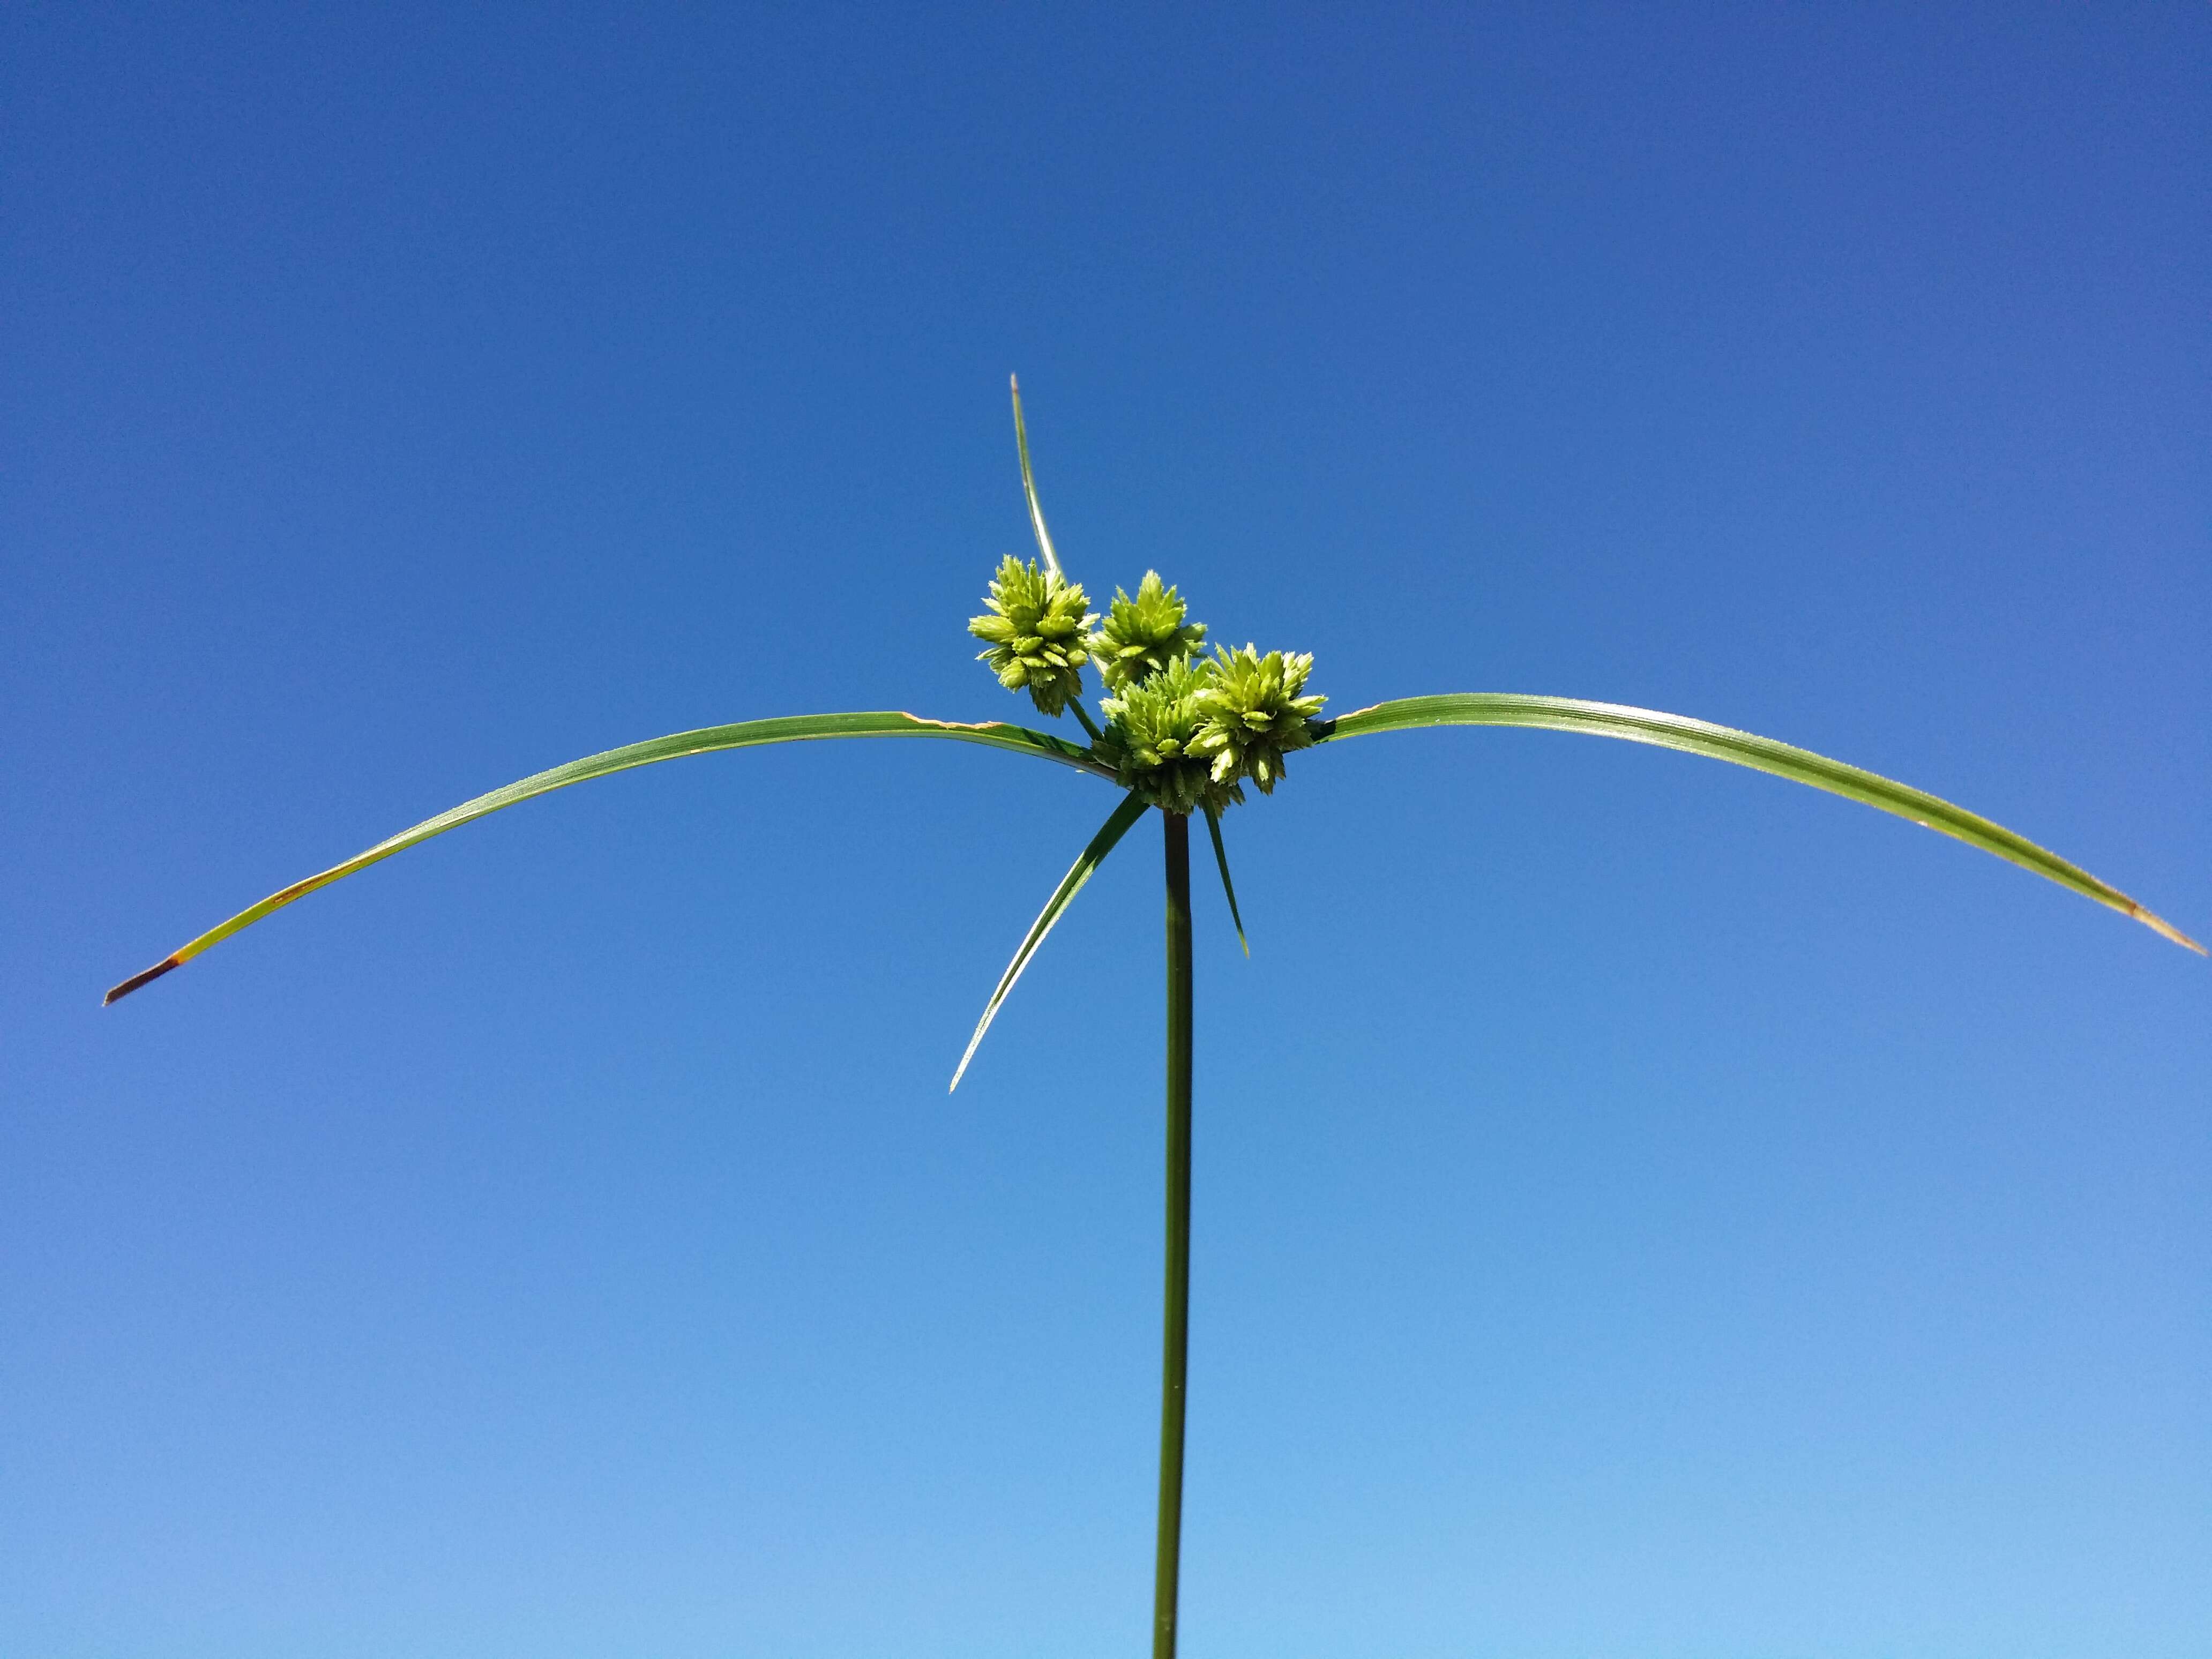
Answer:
968, 543, 1324, 810
1097, 655, 1245, 817
1190, 645, 1326, 794
1092, 571, 1207, 691
968, 557, 1095, 717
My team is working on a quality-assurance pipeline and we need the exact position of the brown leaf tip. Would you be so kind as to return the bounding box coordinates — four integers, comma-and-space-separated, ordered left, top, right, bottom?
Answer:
2137, 908, 2209, 955
103, 956, 182, 1005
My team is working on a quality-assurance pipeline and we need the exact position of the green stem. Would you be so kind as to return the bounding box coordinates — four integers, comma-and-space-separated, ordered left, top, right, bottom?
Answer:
1154, 810, 1194, 1659
1071, 700, 1104, 743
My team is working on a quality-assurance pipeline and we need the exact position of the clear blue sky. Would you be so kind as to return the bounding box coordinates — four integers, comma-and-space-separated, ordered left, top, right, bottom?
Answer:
5, 5, 2207, 1655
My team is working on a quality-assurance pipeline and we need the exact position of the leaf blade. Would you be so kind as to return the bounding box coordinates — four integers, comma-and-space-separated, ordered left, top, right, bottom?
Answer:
107, 711, 1114, 1003
1203, 804, 1249, 956
950, 791, 1151, 1092
1009, 373, 1064, 580
1316, 693, 2202, 953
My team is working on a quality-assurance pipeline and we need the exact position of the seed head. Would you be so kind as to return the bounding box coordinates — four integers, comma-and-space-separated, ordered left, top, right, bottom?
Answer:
968, 556, 1095, 718
1191, 645, 1326, 794
1098, 654, 1245, 817
1092, 571, 1208, 692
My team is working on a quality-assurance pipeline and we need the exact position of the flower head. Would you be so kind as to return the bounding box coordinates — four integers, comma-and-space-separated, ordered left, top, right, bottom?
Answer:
1092, 571, 1208, 691
969, 556, 1095, 718
1098, 654, 1244, 816
1191, 645, 1326, 794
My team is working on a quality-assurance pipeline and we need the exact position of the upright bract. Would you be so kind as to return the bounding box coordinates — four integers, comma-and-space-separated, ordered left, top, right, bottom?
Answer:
106, 379, 2200, 1657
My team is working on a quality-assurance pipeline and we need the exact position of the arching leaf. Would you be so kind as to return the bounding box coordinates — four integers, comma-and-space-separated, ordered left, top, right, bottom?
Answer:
106, 711, 1112, 1004
1317, 693, 2200, 953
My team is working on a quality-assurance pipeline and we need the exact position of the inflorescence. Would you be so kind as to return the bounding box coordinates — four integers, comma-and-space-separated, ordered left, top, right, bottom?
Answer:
969, 556, 1095, 718
1094, 571, 1208, 691
1100, 653, 1237, 816
972, 552, 1324, 812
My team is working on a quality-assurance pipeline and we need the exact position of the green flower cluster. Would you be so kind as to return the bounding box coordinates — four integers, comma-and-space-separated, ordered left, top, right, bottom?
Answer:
968, 556, 1095, 717
1098, 655, 1243, 816
969, 544, 1323, 811
1190, 645, 1325, 794
1092, 571, 1207, 691
1095, 645, 1328, 811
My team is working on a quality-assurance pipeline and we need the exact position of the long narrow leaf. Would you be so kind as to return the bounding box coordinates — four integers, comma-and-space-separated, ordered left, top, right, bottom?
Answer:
1316, 693, 2201, 952
1203, 804, 1249, 956
1009, 374, 1064, 579
107, 711, 1115, 1004
951, 791, 1151, 1092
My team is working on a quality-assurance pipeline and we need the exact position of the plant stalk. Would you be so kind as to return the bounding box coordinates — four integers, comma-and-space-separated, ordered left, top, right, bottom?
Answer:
1154, 810, 1194, 1658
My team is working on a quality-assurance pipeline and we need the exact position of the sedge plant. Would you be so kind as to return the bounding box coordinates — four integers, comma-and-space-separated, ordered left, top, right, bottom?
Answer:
108, 378, 2202, 1657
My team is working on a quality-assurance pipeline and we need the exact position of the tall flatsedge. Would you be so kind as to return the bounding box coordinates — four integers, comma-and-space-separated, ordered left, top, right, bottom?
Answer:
108, 379, 2202, 1657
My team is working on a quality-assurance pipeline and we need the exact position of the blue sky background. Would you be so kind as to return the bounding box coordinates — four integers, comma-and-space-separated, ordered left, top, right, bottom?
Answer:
5, 5, 2207, 1655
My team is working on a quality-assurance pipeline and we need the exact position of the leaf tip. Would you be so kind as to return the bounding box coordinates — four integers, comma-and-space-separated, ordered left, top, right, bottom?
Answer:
2134, 903, 2207, 954
104, 955, 182, 1005
948, 1043, 979, 1093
